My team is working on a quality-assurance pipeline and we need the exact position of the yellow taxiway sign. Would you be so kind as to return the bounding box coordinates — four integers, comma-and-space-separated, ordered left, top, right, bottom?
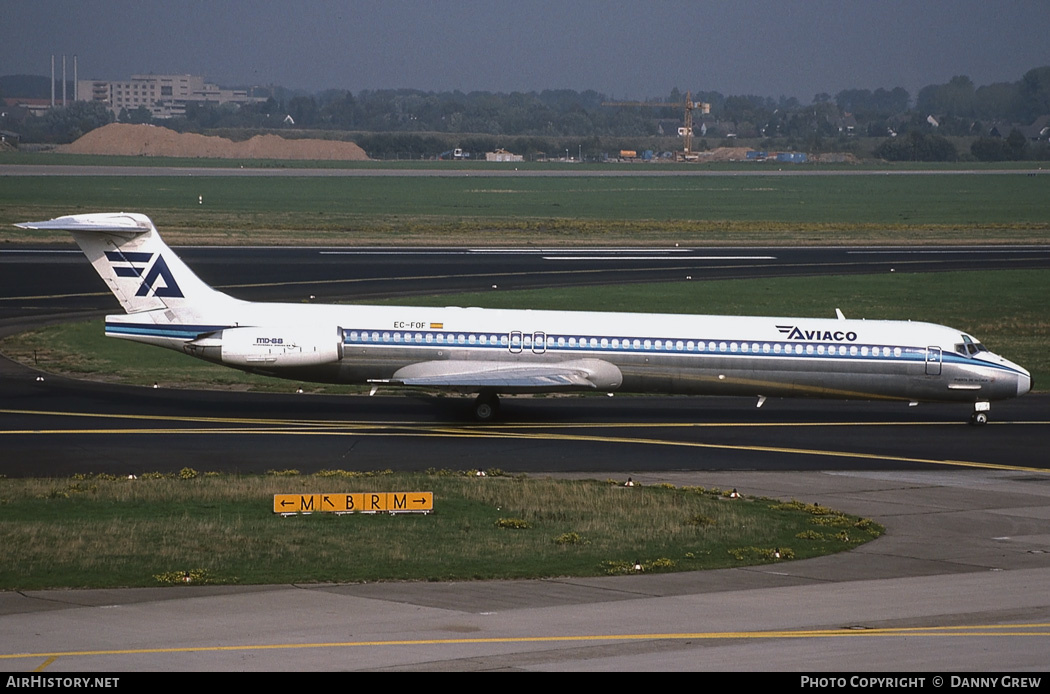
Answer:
273, 492, 433, 515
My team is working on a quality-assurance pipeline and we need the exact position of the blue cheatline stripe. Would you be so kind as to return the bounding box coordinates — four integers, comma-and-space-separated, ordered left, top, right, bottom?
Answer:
105, 323, 230, 340
341, 327, 1026, 376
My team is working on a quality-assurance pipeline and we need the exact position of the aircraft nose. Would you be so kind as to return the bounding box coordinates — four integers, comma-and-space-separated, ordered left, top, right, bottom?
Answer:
994, 354, 1031, 397
1018, 370, 1032, 397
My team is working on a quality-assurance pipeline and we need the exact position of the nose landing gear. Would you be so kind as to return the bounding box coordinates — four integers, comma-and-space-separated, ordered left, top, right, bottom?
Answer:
969, 401, 991, 425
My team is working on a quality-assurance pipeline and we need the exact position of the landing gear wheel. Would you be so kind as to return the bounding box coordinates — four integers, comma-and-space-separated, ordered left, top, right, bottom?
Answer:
970, 401, 991, 426
473, 393, 500, 422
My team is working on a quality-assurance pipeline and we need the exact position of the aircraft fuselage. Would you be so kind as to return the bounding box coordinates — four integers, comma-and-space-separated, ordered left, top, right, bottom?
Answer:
105, 300, 1031, 404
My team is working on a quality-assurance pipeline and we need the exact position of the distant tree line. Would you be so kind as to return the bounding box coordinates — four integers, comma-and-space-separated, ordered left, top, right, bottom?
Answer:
7, 100, 114, 144
872, 131, 959, 162
3, 67, 1050, 161
916, 68, 1050, 123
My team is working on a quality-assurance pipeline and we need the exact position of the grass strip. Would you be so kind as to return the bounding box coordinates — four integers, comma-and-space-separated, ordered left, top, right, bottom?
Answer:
2, 173, 1048, 246
0, 470, 881, 589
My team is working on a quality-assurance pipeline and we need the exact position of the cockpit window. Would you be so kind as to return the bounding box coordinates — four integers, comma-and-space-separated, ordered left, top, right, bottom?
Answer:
955, 334, 988, 357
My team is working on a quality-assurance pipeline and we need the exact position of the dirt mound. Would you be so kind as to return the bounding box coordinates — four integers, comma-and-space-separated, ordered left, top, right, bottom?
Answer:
697, 147, 755, 161
58, 123, 369, 160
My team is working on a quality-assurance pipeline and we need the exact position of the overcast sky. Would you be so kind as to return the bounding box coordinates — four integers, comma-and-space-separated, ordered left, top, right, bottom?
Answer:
4, 1, 1049, 102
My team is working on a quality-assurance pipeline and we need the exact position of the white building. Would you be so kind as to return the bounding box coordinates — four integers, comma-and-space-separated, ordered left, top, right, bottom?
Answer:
485, 148, 523, 162
77, 74, 262, 119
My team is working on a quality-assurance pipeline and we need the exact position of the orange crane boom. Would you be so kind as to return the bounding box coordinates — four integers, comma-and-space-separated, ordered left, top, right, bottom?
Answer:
602, 91, 711, 158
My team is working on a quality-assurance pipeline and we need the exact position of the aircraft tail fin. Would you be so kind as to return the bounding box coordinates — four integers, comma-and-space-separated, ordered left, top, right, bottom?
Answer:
16, 212, 233, 316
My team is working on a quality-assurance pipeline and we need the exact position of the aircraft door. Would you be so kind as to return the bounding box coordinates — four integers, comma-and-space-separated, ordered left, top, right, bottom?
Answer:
925, 346, 942, 376
532, 332, 547, 354
509, 331, 523, 354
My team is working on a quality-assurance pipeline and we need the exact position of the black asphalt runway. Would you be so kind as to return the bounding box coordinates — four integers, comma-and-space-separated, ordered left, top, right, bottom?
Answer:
5, 242, 1050, 315
2, 244, 1049, 478
2, 374, 1048, 477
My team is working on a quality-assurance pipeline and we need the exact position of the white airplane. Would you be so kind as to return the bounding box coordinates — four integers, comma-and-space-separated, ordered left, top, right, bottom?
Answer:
18, 212, 1031, 423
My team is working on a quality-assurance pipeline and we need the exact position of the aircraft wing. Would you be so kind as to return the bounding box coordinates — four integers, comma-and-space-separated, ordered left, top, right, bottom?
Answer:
375, 358, 622, 390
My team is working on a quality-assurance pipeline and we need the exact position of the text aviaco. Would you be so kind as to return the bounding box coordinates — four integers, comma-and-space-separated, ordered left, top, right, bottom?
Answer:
777, 326, 858, 342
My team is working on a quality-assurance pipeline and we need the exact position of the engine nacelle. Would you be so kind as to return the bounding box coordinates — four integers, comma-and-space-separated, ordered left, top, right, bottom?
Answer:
188, 326, 344, 368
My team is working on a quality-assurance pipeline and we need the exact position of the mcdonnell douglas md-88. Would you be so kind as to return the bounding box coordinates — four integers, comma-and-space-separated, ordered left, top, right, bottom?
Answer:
18, 212, 1031, 423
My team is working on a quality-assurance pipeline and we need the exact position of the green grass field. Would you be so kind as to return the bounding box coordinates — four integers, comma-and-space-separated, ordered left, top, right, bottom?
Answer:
2, 171, 1048, 245
0, 471, 881, 589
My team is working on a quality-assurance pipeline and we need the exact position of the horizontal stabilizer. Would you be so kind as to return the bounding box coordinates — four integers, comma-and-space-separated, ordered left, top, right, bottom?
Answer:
16, 212, 155, 238
17, 211, 238, 318
378, 358, 623, 391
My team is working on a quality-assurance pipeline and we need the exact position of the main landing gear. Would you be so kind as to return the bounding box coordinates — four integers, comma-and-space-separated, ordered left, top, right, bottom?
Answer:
969, 400, 991, 426
473, 392, 501, 422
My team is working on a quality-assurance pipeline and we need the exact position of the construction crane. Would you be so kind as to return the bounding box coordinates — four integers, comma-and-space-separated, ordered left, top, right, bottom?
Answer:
602, 91, 711, 160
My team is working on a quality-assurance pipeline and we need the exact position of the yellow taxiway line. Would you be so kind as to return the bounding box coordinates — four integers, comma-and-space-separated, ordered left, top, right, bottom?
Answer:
7, 623, 1050, 666
2, 406, 1049, 475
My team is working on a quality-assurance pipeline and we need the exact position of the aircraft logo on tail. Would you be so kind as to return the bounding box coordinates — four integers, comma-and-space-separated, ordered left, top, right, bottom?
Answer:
105, 250, 184, 298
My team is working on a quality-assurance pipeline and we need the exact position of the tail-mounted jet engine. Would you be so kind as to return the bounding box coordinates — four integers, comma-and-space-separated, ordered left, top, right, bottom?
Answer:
185, 326, 344, 367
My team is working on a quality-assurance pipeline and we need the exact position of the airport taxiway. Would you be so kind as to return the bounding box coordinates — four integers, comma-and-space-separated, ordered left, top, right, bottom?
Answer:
1, 469, 1048, 671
